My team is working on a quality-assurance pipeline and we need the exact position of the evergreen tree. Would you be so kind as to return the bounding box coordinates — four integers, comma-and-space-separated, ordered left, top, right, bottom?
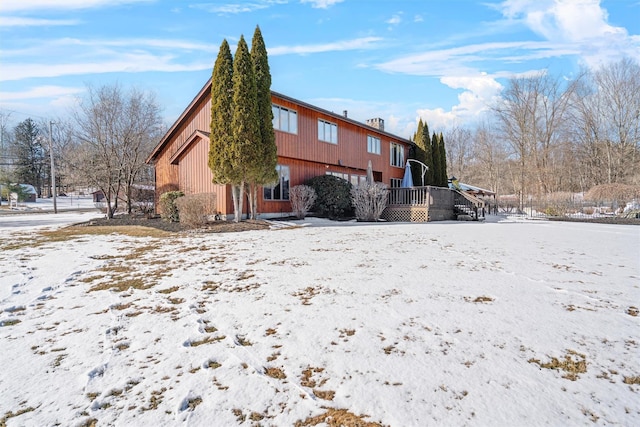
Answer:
11, 118, 46, 196
209, 39, 234, 185
248, 25, 278, 219
423, 126, 435, 185
411, 119, 429, 186
230, 35, 260, 222
431, 132, 442, 187
438, 132, 448, 186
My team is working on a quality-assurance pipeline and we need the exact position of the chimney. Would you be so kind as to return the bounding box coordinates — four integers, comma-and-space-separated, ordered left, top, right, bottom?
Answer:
366, 117, 384, 131
343, 110, 348, 118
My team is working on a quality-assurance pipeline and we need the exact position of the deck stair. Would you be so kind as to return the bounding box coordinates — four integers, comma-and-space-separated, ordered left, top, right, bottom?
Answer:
453, 190, 486, 221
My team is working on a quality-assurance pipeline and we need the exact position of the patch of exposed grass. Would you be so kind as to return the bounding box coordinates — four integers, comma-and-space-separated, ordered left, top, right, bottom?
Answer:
186, 397, 202, 411
142, 388, 167, 411
115, 342, 130, 351
111, 302, 133, 311
0, 319, 21, 327
204, 325, 218, 333
265, 366, 286, 380
293, 286, 322, 305
623, 376, 640, 385
627, 306, 639, 317
465, 296, 493, 303
3, 226, 173, 252
79, 417, 98, 427
188, 336, 223, 347
301, 367, 326, 388
207, 360, 221, 369
250, 412, 265, 421
1, 406, 36, 426
158, 286, 179, 294
168, 297, 184, 305
89, 277, 151, 292
236, 335, 252, 346
312, 389, 335, 401
295, 408, 384, 427
339, 328, 355, 338
529, 350, 587, 381
52, 353, 67, 367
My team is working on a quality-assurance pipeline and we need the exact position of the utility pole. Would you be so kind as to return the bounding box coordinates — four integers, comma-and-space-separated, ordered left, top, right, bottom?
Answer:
49, 121, 57, 214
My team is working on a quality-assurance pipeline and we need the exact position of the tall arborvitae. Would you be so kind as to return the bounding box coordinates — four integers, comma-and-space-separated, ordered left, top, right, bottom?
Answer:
411, 119, 429, 186
248, 25, 278, 219
230, 35, 259, 222
438, 132, 448, 187
431, 132, 442, 187
209, 39, 234, 185
423, 126, 435, 185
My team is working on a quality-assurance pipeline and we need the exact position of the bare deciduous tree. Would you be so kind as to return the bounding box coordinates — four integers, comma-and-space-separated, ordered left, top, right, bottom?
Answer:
570, 58, 640, 186
72, 84, 162, 218
493, 72, 576, 209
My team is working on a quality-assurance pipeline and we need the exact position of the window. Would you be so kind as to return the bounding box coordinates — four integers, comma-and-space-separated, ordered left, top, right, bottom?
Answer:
318, 119, 337, 144
326, 171, 348, 181
390, 178, 402, 188
367, 135, 380, 154
272, 105, 297, 134
263, 165, 290, 200
350, 175, 367, 186
390, 142, 404, 167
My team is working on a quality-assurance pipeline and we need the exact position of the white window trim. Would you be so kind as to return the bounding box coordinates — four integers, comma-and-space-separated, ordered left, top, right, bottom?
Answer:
318, 119, 338, 144
367, 135, 381, 155
272, 104, 298, 134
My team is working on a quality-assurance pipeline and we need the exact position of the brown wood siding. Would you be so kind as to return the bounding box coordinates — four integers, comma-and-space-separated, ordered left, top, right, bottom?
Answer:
271, 94, 407, 186
178, 136, 230, 215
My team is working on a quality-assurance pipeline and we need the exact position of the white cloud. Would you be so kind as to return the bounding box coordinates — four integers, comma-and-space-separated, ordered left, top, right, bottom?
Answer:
416, 74, 503, 130
0, 85, 83, 100
0, 37, 217, 82
269, 36, 382, 55
495, 0, 640, 66
190, 1, 287, 14
0, 17, 79, 27
0, 0, 153, 12
386, 14, 402, 25
375, 40, 565, 77
300, 0, 344, 9
414, 14, 424, 23
0, 54, 211, 82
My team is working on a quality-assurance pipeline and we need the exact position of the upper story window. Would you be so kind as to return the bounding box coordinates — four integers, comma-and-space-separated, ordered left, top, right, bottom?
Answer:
318, 119, 337, 144
272, 104, 297, 134
367, 135, 381, 154
390, 142, 404, 167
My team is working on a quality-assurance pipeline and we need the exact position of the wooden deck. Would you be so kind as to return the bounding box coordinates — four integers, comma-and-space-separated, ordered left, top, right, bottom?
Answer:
382, 186, 455, 222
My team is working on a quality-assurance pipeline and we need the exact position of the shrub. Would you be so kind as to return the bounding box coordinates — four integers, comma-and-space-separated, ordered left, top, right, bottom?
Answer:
305, 175, 353, 219
351, 182, 388, 221
544, 206, 563, 217
289, 185, 317, 219
175, 193, 217, 227
159, 191, 184, 222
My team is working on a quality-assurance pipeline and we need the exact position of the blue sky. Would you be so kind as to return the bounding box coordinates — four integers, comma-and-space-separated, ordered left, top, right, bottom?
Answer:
1, 0, 639, 139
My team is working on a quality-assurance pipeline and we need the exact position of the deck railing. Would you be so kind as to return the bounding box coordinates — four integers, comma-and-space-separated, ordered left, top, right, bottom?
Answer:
387, 186, 430, 206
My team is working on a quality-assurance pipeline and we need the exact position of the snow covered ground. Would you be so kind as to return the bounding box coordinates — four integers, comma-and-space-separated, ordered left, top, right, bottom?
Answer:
0, 214, 638, 426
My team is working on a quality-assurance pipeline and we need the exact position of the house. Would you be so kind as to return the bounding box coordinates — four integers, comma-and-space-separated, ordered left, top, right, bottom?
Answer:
147, 78, 414, 219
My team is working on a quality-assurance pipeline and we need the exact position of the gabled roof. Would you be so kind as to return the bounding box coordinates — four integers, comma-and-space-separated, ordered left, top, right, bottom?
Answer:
169, 130, 210, 165
147, 78, 414, 164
